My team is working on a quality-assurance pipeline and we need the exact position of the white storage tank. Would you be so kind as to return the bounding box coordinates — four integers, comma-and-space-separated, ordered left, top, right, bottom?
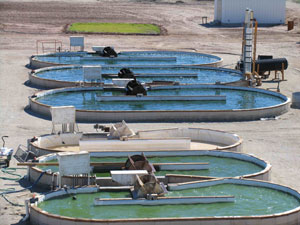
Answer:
214, 0, 285, 25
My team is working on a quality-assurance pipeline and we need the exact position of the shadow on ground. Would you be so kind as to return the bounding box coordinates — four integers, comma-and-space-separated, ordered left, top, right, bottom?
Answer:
24, 105, 51, 121
11, 217, 30, 225
199, 22, 280, 28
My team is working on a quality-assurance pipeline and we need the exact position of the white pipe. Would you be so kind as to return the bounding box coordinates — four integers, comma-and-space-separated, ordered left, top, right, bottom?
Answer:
22, 200, 30, 222
96, 95, 226, 102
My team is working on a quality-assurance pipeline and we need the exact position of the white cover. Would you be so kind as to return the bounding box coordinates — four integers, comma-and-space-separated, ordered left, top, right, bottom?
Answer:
57, 151, 90, 176
51, 106, 76, 125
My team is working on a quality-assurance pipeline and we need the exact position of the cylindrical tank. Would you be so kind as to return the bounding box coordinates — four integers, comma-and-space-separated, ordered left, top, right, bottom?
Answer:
292, 92, 300, 108
255, 58, 288, 72
257, 55, 273, 60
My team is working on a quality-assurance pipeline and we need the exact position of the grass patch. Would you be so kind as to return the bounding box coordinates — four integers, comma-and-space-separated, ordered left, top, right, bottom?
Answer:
68, 22, 161, 35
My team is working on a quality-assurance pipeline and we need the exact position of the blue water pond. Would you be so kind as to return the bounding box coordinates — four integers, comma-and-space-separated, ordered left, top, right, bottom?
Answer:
36, 86, 286, 111
35, 66, 242, 84
34, 51, 221, 66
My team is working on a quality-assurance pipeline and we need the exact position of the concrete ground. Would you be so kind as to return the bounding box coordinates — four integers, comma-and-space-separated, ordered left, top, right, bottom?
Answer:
0, 0, 300, 224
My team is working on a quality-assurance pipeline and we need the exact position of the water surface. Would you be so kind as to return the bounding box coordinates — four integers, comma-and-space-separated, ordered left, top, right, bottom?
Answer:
36, 88, 285, 111
36, 67, 242, 84
35, 51, 220, 66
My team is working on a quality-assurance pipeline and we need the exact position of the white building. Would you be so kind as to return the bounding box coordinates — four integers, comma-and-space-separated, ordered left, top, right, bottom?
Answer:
214, 0, 285, 25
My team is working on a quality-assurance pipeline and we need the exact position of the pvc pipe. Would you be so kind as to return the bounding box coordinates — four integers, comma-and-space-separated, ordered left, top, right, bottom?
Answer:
22, 200, 30, 222
96, 95, 226, 102
82, 56, 177, 61
94, 196, 235, 206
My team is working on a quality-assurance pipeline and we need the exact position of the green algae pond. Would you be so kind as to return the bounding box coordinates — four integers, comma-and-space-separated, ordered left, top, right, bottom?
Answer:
38, 183, 300, 219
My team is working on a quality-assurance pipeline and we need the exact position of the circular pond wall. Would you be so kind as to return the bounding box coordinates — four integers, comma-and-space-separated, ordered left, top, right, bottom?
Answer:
29, 51, 223, 69
28, 85, 290, 122
28, 128, 242, 156
29, 65, 245, 89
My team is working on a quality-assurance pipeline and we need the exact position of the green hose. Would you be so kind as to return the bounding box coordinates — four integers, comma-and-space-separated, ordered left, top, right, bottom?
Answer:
0, 167, 27, 206
1, 167, 47, 208
0, 167, 26, 181
0, 188, 15, 192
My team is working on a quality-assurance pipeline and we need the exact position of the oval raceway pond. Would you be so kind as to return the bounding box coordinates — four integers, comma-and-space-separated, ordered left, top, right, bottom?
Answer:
30, 51, 223, 69
36, 154, 266, 178
37, 183, 300, 219
29, 85, 290, 122
31, 65, 243, 88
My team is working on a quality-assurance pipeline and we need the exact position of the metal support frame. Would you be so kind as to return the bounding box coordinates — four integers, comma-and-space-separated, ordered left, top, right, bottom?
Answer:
241, 9, 261, 86
51, 123, 79, 134
254, 62, 286, 83
242, 9, 254, 75
274, 63, 285, 81
36, 40, 63, 54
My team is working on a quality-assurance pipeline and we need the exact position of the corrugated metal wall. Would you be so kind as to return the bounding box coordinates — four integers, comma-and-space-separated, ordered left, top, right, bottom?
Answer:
217, 0, 285, 24
214, 0, 222, 22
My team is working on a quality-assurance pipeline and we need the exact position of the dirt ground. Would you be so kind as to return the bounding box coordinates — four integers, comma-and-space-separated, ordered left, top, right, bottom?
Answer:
0, 0, 300, 224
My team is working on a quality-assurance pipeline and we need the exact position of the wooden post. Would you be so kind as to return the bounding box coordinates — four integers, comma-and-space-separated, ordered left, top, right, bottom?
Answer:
281, 62, 285, 81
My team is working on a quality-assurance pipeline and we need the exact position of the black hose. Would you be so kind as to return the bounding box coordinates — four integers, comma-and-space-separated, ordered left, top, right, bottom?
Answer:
1, 136, 8, 147
0, 171, 46, 196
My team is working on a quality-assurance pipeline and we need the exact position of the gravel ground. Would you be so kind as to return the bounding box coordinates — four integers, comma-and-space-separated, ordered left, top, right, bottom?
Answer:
0, 0, 300, 224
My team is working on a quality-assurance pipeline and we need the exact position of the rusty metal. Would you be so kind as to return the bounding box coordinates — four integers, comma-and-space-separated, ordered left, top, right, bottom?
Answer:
124, 154, 156, 173
132, 174, 167, 199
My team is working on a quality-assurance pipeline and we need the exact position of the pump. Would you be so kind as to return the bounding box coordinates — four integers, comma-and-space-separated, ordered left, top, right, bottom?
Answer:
118, 68, 135, 79
126, 78, 147, 96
